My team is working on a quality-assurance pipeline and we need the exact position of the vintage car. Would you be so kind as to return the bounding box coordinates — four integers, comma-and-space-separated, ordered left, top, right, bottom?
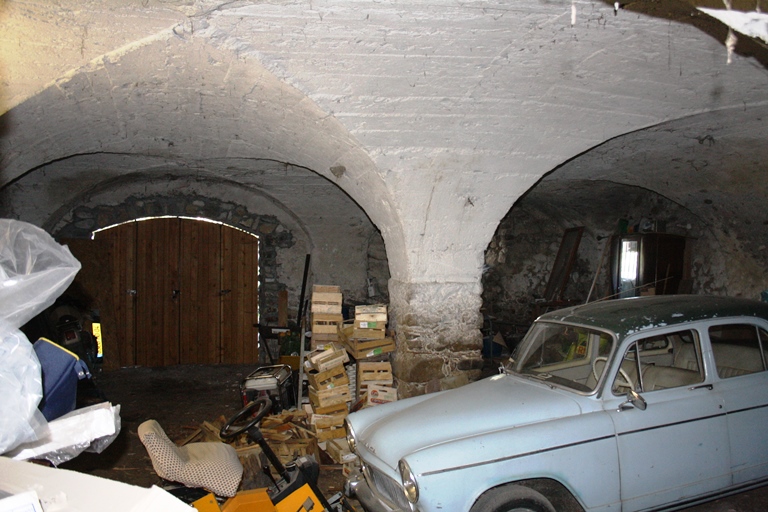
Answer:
344, 295, 768, 512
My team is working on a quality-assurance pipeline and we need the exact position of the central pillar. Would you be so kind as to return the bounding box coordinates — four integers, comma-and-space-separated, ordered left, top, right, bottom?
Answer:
388, 279, 484, 398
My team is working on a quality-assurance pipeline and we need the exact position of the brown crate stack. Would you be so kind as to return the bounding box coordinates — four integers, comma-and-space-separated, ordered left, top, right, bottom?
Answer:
305, 344, 351, 441
310, 285, 343, 350
339, 304, 395, 359
356, 361, 393, 397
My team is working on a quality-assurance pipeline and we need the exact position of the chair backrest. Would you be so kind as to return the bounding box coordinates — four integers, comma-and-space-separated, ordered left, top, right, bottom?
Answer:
137, 419, 187, 481
137, 419, 243, 497
34, 337, 90, 421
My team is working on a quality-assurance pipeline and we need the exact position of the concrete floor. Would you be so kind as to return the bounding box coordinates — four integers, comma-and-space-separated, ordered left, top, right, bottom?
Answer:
60, 364, 767, 511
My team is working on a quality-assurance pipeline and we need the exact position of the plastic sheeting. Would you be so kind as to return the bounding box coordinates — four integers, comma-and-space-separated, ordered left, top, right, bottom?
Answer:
0, 219, 81, 454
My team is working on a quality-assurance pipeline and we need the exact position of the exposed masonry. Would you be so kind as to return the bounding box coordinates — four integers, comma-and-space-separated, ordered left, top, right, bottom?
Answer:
49, 195, 295, 329
1, 0, 767, 398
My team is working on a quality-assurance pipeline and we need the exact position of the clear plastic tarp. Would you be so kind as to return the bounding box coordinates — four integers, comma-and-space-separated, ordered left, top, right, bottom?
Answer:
0, 219, 81, 454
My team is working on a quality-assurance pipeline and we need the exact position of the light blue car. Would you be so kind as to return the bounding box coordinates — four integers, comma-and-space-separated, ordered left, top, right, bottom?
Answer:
344, 295, 768, 512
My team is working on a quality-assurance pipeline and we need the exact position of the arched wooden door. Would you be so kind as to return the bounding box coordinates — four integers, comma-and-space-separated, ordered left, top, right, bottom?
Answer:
96, 218, 259, 367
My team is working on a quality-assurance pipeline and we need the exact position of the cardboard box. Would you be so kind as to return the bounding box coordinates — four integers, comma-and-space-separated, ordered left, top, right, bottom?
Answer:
365, 384, 397, 406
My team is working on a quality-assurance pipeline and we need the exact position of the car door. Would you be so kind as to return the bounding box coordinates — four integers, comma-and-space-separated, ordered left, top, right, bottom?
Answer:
706, 320, 768, 485
605, 327, 730, 512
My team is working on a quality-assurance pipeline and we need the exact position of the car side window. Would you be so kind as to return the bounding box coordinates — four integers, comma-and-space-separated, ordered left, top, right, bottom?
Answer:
613, 329, 704, 395
708, 324, 768, 379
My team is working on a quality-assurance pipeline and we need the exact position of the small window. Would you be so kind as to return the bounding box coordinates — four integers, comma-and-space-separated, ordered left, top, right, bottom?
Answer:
613, 329, 703, 394
709, 324, 767, 378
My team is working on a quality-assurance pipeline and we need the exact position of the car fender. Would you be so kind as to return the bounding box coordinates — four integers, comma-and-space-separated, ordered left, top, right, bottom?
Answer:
404, 410, 621, 512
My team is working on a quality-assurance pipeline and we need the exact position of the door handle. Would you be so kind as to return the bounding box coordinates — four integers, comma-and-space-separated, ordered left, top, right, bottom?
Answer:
172, 289, 180, 299
689, 384, 714, 391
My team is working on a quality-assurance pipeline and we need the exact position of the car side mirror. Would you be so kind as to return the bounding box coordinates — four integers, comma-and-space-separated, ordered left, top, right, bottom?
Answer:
619, 389, 647, 411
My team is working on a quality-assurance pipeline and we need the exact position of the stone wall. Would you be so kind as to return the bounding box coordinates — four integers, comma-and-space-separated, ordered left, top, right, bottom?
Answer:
481, 181, 767, 352
389, 279, 483, 398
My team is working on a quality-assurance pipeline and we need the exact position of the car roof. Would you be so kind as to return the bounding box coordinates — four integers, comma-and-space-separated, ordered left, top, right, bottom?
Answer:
538, 295, 768, 339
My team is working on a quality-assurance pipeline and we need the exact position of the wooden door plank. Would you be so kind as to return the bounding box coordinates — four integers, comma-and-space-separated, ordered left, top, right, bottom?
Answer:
94, 223, 137, 369
59, 237, 111, 366
221, 228, 259, 364
180, 220, 222, 364
135, 218, 180, 367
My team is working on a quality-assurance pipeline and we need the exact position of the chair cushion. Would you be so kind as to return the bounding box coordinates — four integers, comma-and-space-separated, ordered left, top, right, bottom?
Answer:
138, 419, 243, 497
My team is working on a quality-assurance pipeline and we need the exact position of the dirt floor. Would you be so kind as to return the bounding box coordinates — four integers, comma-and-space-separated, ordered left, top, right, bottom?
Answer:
61, 364, 352, 507
59, 364, 768, 512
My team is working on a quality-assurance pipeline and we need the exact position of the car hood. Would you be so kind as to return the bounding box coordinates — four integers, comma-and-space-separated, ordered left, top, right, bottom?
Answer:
351, 373, 585, 469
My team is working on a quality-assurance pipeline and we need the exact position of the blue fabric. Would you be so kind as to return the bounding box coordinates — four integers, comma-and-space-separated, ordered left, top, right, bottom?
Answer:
33, 338, 90, 421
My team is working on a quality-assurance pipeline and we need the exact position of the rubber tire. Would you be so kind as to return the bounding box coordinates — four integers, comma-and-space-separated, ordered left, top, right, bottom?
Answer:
470, 484, 556, 512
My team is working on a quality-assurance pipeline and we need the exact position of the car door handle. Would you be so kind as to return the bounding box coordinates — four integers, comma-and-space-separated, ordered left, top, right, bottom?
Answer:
689, 384, 714, 391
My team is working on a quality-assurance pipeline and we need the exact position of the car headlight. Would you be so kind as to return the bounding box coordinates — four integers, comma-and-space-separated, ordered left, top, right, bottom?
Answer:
344, 418, 357, 453
399, 459, 419, 504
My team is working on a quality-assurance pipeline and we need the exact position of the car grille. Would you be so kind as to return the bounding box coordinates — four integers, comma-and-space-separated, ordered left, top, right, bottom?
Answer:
366, 464, 411, 511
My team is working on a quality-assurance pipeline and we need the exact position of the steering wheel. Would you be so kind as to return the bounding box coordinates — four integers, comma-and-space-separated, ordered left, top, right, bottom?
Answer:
220, 397, 272, 439
592, 356, 633, 389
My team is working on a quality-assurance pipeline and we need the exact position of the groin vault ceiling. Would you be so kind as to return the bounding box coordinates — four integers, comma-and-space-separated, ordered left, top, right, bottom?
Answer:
0, 1, 766, 362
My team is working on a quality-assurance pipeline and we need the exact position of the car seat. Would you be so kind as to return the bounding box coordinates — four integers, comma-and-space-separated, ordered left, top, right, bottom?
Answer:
137, 419, 243, 497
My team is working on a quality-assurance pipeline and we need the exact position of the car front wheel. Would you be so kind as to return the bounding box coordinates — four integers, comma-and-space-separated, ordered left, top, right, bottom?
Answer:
470, 484, 556, 512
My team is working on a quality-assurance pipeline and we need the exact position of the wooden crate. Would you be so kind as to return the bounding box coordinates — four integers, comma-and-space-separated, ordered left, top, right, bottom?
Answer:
357, 361, 393, 395
354, 312, 387, 323
311, 412, 347, 429
316, 426, 346, 442
307, 344, 349, 372
354, 304, 387, 316
310, 401, 348, 416
274, 438, 318, 466
340, 323, 386, 341
341, 337, 395, 360
309, 384, 352, 409
313, 284, 341, 294
352, 327, 386, 340
311, 412, 348, 442
354, 319, 386, 330
311, 285, 342, 314
312, 313, 344, 334
310, 337, 338, 351
307, 365, 350, 390
326, 438, 357, 464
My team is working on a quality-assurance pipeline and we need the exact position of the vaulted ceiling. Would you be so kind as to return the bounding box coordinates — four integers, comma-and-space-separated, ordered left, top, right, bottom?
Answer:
1, 0, 766, 289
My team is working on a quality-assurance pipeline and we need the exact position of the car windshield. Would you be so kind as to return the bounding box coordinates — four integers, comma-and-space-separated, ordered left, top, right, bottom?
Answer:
509, 321, 615, 393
